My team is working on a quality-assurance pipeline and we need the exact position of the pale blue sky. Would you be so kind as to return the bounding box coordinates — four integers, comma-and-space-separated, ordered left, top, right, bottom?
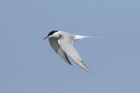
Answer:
0, 0, 140, 93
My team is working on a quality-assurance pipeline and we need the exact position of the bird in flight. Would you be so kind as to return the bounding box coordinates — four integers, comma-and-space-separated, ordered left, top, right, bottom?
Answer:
43, 30, 99, 72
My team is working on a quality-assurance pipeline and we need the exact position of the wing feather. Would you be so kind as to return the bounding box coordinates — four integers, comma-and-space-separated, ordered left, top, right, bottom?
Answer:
58, 32, 91, 72
49, 37, 72, 65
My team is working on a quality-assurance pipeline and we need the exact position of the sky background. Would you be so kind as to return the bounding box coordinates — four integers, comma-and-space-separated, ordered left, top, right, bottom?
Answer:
0, 0, 140, 93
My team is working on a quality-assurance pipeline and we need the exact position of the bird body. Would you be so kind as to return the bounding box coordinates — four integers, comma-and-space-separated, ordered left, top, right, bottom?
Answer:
44, 30, 99, 72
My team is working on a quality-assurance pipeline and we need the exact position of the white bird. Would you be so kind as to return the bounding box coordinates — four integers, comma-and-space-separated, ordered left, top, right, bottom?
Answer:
43, 30, 99, 72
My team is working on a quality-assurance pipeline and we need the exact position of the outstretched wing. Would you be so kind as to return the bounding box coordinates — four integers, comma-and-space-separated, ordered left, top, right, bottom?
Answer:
58, 32, 91, 72
49, 37, 72, 65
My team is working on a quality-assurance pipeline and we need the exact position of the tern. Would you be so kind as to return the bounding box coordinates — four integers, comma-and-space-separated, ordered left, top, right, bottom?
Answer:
43, 30, 99, 72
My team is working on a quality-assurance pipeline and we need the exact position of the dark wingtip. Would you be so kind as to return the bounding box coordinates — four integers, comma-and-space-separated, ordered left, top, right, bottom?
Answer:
89, 71, 93, 74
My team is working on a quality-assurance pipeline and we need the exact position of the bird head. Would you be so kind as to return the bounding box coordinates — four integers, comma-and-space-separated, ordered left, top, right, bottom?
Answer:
43, 30, 59, 40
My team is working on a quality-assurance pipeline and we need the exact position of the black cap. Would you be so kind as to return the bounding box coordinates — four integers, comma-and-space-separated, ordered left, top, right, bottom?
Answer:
47, 30, 58, 36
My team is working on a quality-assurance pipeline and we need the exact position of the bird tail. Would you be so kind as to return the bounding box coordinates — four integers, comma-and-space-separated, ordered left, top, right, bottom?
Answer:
83, 36, 100, 38
74, 35, 100, 42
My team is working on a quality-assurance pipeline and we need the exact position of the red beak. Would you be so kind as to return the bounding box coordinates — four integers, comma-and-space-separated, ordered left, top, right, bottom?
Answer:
43, 36, 49, 40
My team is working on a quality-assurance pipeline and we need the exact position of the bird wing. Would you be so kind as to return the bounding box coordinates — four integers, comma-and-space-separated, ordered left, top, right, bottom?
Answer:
49, 37, 72, 65
58, 32, 91, 72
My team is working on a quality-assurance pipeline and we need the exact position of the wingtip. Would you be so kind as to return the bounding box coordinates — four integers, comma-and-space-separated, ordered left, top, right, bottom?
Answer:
89, 71, 93, 73
86, 69, 92, 73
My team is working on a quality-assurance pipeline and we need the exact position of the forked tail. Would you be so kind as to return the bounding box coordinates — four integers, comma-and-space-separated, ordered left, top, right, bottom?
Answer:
74, 35, 100, 41
84, 36, 100, 38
